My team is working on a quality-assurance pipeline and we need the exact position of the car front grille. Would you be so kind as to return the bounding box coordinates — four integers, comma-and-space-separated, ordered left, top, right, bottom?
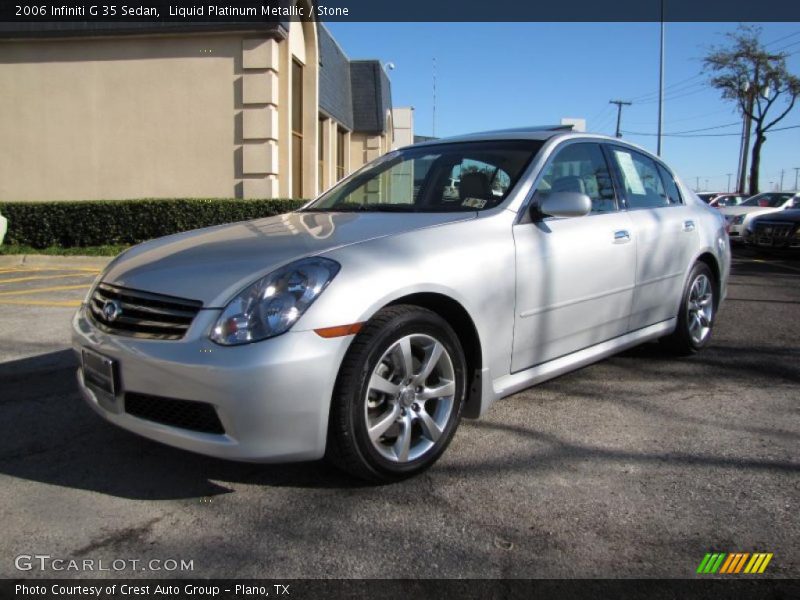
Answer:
754, 222, 798, 248
88, 283, 203, 340
125, 392, 225, 434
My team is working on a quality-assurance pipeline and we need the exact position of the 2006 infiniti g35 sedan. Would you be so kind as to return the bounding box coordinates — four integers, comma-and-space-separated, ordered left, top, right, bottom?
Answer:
72, 128, 730, 481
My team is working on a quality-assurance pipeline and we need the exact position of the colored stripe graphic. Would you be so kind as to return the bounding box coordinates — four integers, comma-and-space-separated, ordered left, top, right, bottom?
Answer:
734, 553, 750, 573
696, 553, 712, 574
720, 554, 736, 573
711, 553, 726, 573
699, 552, 773, 574
758, 554, 773, 573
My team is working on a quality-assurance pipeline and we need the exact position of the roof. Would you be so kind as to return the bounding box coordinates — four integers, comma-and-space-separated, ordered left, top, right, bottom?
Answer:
350, 61, 392, 134
317, 24, 354, 131
408, 128, 575, 148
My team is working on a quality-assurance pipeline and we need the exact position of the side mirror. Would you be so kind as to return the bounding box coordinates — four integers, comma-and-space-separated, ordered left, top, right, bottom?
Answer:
535, 191, 592, 219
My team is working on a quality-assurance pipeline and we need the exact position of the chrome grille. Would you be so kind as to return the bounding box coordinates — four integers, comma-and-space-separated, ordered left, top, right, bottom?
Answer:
88, 283, 202, 340
754, 222, 796, 248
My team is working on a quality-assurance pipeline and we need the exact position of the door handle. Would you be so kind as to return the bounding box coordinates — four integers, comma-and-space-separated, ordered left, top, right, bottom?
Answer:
613, 230, 631, 243
683, 220, 696, 232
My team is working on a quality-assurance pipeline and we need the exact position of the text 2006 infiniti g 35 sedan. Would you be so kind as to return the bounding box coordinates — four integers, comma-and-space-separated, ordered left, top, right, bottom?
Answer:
72, 128, 730, 481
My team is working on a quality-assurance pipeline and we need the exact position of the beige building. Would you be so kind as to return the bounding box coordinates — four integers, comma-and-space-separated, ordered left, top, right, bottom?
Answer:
0, 8, 399, 202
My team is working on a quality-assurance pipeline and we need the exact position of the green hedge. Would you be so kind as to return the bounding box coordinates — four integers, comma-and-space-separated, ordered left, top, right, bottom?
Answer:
0, 198, 306, 249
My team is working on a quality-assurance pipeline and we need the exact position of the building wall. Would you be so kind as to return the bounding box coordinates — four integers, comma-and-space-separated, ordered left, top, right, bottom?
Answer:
0, 16, 390, 203
392, 107, 414, 149
0, 35, 246, 201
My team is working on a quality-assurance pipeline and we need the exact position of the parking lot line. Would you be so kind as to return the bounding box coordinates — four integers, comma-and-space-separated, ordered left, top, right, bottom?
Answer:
0, 299, 81, 307
0, 284, 90, 296
0, 267, 101, 275
0, 272, 99, 284
750, 258, 800, 274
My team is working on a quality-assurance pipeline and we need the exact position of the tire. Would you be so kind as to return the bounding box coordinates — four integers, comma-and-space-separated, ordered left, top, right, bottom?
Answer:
326, 305, 467, 483
661, 262, 717, 355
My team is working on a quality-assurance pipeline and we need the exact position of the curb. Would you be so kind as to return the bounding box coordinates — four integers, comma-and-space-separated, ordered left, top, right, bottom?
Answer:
0, 254, 112, 269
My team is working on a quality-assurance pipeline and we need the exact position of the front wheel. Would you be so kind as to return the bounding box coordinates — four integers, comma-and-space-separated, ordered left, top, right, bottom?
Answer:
326, 305, 467, 482
661, 262, 717, 355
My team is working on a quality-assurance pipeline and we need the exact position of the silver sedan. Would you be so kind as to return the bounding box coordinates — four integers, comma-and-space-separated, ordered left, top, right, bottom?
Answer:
72, 128, 730, 481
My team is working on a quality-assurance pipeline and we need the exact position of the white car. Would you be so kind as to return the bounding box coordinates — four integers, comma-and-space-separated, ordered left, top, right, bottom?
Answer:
720, 192, 800, 242
0, 210, 7, 245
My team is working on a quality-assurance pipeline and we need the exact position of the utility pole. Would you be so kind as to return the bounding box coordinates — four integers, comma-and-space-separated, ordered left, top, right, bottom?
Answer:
780, 169, 785, 191
794, 167, 799, 190
610, 100, 632, 138
726, 173, 732, 192
695, 176, 700, 191
657, 0, 665, 156
705, 178, 709, 192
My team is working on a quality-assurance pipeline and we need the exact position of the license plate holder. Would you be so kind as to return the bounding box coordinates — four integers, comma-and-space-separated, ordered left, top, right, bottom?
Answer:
81, 348, 121, 413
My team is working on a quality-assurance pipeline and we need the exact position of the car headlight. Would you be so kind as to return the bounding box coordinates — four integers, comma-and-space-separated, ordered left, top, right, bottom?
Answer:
733, 214, 745, 225
210, 257, 340, 346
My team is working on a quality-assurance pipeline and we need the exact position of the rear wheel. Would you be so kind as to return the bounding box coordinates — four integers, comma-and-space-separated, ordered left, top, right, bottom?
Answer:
326, 305, 466, 482
661, 262, 717, 355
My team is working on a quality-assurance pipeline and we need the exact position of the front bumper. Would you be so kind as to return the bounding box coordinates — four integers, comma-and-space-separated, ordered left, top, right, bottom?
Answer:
72, 306, 351, 462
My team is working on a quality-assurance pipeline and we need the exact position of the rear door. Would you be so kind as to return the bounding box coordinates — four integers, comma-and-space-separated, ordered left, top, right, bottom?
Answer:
511, 142, 636, 372
606, 145, 697, 330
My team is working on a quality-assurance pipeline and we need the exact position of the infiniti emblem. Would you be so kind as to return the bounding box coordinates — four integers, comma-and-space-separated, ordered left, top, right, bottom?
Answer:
102, 300, 122, 322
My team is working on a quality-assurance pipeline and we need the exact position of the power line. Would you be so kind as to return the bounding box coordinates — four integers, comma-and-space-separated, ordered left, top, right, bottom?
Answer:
621, 123, 800, 138
636, 79, 706, 102
765, 30, 800, 46
657, 121, 740, 134
624, 108, 734, 126
637, 86, 708, 105
628, 73, 705, 102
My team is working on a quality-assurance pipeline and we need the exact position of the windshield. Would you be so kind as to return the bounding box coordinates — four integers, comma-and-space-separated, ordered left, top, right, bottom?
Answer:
304, 140, 542, 212
741, 193, 793, 208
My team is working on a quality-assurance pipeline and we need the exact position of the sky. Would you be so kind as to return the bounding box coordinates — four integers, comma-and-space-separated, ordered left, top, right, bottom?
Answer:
326, 22, 800, 193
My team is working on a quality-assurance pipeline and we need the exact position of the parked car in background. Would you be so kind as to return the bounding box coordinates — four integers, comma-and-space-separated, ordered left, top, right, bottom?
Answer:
72, 128, 730, 481
709, 193, 747, 209
719, 192, 800, 242
742, 209, 800, 253
697, 192, 724, 204
0, 209, 7, 245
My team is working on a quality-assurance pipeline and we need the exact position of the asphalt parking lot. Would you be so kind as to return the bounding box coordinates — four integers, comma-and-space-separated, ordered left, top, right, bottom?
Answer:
0, 250, 797, 579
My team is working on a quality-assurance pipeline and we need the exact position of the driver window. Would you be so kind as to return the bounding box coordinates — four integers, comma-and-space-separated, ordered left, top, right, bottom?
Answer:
536, 143, 617, 213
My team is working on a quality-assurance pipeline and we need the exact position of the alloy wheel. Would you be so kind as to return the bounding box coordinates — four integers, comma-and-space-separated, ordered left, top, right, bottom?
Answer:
364, 334, 456, 463
687, 273, 714, 345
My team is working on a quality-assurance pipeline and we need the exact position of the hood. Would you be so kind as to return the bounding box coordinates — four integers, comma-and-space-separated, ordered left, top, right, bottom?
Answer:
103, 211, 474, 306
718, 205, 774, 216
751, 209, 800, 225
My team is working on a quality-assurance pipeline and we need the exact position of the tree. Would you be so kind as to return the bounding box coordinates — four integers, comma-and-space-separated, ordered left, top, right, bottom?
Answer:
704, 25, 800, 195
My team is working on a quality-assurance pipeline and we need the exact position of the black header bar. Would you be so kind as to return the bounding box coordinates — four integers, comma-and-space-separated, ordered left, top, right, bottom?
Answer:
0, 0, 799, 23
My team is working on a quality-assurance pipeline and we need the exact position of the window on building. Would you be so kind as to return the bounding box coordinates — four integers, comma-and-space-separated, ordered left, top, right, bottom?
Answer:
336, 128, 346, 181
292, 59, 304, 198
318, 116, 326, 190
